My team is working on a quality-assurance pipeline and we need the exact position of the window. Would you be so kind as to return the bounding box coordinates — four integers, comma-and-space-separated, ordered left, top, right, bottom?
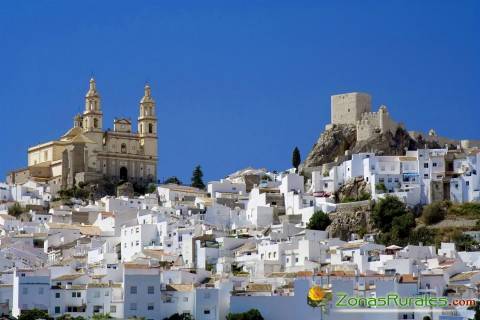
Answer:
295, 257, 299, 263
183, 297, 188, 302
130, 286, 137, 294
204, 310, 211, 315
55, 292, 61, 298
110, 305, 117, 313
136, 227, 139, 233
379, 178, 385, 183
121, 143, 127, 153
466, 181, 470, 186
148, 286, 155, 294
433, 162, 437, 167
388, 178, 392, 183
55, 306, 60, 314
94, 291, 101, 298
424, 163, 429, 168
22, 287, 28, 295
136, 240, 139, 246
130, 303, 137, 311
94, 118, 98, 128
149, 123, 153, 134
147, 303, 154, 310
424, 174, 429, 179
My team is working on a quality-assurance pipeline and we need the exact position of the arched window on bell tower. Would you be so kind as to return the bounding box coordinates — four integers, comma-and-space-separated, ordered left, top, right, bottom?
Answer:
148, 123, 153, 134
121, 143, 127, 153
93, 118, 98, 129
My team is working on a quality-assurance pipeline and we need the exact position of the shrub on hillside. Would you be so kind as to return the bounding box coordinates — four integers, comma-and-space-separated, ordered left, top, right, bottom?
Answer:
422, 202, 447, 225
372, 195, 408, 232
227, 309, 264, 320
307, 211, 331, 231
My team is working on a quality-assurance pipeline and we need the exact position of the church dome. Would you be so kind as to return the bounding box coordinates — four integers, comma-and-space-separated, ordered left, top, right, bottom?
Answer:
61, 126, 83, 139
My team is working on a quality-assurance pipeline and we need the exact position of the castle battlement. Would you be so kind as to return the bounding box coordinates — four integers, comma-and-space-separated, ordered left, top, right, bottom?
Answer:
330, 93, 399, 142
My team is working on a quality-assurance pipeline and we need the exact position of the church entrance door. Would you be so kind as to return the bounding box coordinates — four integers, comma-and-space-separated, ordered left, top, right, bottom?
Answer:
120, 167, 128, 181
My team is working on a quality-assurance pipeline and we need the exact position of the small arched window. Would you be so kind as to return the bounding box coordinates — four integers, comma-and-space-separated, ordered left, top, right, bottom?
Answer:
148, 123, 153, 134
93, 118, 98, 128
121, 143, 127, 153
140, 123, 143, 133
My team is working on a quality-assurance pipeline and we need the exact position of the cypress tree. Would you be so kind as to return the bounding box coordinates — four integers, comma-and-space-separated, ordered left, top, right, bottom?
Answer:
292, 146, 301, 172
191, 165, 205, 189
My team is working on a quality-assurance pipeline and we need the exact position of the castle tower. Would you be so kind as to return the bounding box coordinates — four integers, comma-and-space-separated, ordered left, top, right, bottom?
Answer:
331, 92, 371, 125
138, 84, 158, 157
83, 78, 103, 132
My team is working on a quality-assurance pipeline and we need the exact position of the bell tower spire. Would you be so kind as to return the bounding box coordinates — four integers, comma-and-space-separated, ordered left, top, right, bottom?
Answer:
83, 78, 103, 132
138, 84, 157, 157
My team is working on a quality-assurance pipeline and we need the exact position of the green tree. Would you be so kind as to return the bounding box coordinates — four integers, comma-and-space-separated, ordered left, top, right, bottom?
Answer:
452, 232, 478, 252
409, 227, 436, 246
372, 195, 408, 232
226, 309, 264, 320
164, 176, 183, 185
390, 212, 416, 241
163, 313, 193, 320
18, 309, 52, 320
191, 165, 205, 189
146, 182, 157, 194
307, 211, 331, 231
8, 202, 24, 217
422, 202, 447, 225
292, 147, 301, 172
375, 183, 387, 194
57, 315, 86, 320
91, 313, 112, 320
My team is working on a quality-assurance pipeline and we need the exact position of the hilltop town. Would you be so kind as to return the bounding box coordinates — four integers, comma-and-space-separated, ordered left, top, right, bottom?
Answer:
1, 84, 480, 320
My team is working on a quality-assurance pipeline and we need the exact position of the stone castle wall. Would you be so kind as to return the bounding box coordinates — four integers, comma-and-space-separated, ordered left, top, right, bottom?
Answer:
356, 106, 399, 141
331, 92, 371, 125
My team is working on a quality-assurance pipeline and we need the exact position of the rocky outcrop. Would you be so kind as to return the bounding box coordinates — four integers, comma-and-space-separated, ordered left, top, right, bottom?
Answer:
303, 125, 442, 169
327, 207, 373, 240
335, 177, 370, 203
303, 124, 357, 168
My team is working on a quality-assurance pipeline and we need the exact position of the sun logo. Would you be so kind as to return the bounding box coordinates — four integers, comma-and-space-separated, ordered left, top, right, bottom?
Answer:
308, 286, 326, 302
307, 285, 331, 309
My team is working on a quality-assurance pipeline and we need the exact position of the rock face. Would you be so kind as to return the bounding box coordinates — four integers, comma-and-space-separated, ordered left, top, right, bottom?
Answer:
335, 177, 370, 203
303, 124, 442, 169
303, 124, 357, 168
327, 207, 373, 240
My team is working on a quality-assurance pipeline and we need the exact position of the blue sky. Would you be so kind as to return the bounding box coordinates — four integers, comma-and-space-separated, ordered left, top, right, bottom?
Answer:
0, 1, 478, 183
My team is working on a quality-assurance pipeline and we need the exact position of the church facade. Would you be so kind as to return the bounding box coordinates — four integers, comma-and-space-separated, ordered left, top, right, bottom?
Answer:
8, 79, 158, 192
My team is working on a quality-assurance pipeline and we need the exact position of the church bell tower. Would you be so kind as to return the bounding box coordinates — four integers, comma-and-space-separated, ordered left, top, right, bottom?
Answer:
83, 78, 103, 133
138, 84, 158, 157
